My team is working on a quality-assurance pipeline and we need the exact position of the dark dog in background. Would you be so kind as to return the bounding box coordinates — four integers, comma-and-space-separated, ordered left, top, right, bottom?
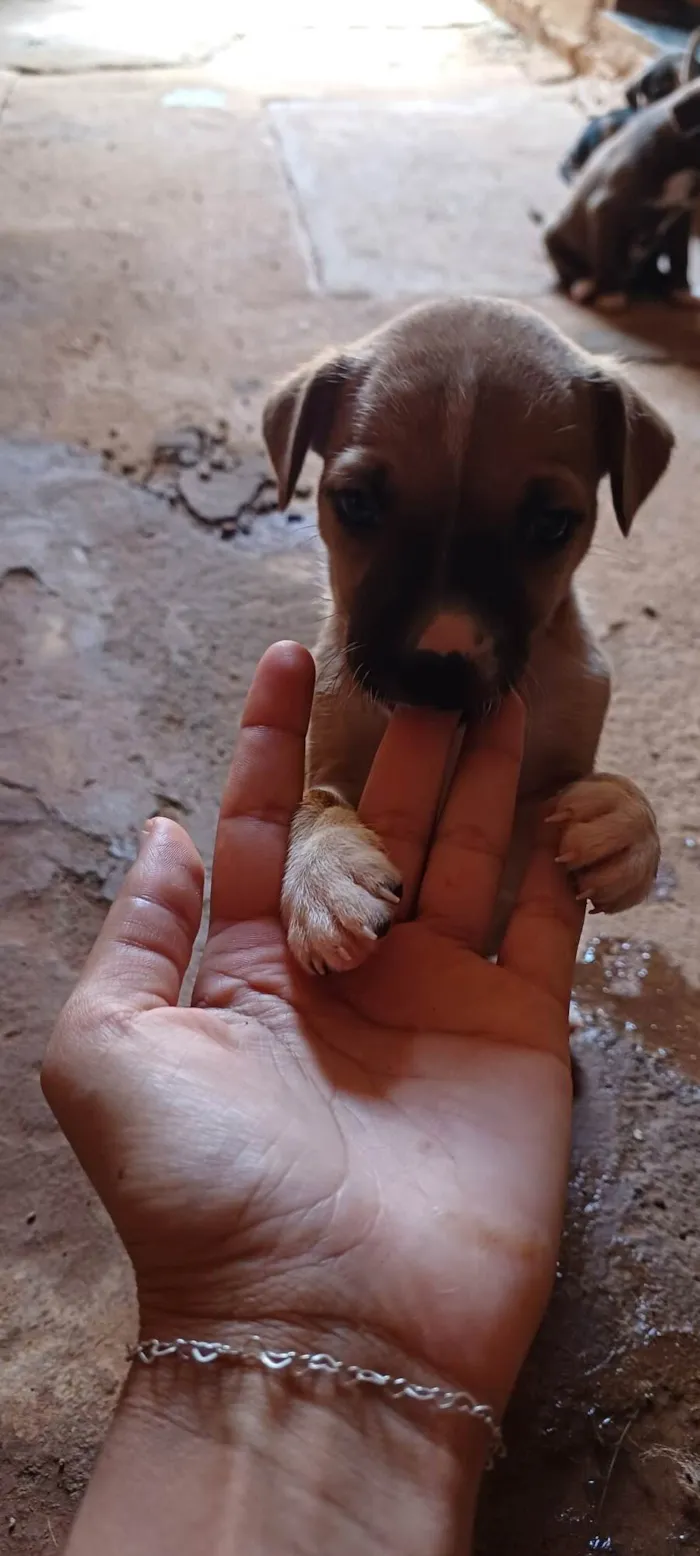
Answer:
560, 108, 634, 188
626, 28, 700, 110
263, 299, 670, 975
560, 28, 700, 185
546, 79, 700, 310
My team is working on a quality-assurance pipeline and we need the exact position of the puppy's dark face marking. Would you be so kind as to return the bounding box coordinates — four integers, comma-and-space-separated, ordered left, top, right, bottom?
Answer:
322, 468, 590, 714
317, 314, 597, 718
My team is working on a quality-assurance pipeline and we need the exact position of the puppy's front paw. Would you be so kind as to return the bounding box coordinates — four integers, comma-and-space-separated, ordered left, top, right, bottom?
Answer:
282, 815, 402, 976
549, 773, 660, 914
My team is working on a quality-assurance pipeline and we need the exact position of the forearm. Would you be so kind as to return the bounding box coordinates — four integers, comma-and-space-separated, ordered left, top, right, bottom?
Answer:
66, 1359, 485, 1556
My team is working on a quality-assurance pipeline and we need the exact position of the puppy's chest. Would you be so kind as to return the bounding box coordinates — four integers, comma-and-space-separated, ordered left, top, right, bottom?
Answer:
517, 633, 610, 798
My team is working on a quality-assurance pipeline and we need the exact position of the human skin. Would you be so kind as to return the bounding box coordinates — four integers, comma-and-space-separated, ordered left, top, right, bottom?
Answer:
43, 640, 583, 1556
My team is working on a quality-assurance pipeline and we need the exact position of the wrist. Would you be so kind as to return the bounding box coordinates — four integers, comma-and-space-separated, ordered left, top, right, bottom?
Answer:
126, 1316, 489, 1556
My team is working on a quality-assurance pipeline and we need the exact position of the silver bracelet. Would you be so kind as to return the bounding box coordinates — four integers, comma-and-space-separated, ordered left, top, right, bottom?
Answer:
129, 1335, 504, 1465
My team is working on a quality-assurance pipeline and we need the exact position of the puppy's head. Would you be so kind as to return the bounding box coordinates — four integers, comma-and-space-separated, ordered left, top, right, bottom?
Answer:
264, 299, 673, 720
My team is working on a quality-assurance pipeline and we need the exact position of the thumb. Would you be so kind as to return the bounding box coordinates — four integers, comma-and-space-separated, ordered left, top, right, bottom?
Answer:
42, 817, 204, 1215
52, 817, 204, 1034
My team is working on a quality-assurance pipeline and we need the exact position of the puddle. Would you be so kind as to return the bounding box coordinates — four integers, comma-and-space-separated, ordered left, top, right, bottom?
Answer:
476, 936, 700, 1553
478, 1329, 700, 1554
576, 937, 700, 1083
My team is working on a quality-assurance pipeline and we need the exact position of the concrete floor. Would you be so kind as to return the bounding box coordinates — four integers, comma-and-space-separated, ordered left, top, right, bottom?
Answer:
1, 5, 699, 1553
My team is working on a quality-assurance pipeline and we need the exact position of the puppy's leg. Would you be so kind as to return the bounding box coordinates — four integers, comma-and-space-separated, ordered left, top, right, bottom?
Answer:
585, 195, 633, 312
544, 223, 584, 294
282, 788, 402, 975
548, 773, 660, 913
665, 213, 700, 306
282, 648, 400, 974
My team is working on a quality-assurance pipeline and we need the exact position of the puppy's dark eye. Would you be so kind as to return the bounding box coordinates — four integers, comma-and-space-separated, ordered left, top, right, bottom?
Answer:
523, 508, 580, 554
331, 487, 381, 534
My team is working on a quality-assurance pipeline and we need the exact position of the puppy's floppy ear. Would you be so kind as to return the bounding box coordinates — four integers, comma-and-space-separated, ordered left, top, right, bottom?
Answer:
592, 368, 674, 535
263, 351, 356, 509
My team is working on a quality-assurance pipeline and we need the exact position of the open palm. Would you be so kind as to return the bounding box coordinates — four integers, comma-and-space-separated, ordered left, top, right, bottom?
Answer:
44, 643, 582, 1420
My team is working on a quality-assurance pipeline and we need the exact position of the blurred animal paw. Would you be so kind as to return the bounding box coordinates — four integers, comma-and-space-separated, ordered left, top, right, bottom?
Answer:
596, 291, 629, 314
570, 278, 596, 304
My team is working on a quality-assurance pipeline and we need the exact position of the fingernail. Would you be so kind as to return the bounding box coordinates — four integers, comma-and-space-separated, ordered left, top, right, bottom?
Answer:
360, 926, 378, 941
140, 816, 164, 848
555, 853, 574, 866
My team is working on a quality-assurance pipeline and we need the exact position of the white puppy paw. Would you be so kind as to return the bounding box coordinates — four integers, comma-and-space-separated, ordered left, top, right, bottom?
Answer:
282, 816, 402, 975
548, 773, 660, 914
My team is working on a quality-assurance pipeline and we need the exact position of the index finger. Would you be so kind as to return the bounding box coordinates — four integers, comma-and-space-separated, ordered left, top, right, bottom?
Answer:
358, 708, 461, 913
417, 695, 525, 950
207, 641, 315, 929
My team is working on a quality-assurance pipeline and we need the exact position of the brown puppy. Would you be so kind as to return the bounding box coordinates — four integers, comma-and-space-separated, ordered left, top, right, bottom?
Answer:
263, 298, 671, 975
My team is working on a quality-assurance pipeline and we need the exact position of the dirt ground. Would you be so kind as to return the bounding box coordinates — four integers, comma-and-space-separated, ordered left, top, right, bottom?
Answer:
0, 3, 699, 1552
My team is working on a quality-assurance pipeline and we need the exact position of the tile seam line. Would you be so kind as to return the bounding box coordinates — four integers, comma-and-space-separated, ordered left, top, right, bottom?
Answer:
265, 105, 324, 297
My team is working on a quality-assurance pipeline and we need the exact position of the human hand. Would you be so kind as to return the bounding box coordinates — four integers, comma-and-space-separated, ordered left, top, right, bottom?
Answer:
43, 641, 582, 1425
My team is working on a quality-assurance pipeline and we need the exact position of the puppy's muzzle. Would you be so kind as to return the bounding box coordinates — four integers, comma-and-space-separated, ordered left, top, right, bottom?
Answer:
350, 610, 500, 716
397, 609, 498, 713
384, 649, 491, 714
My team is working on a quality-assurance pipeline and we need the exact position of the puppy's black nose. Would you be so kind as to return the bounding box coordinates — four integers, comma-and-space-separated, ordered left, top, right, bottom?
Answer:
393, 649, 486, 714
